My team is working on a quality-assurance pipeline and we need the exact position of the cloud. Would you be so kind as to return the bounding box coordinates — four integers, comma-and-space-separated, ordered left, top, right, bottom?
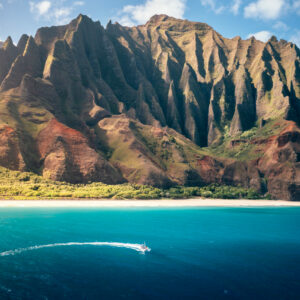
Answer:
293, 0, 300, 8
118, 0, 186, 26
273, 21, 289, 31
74, 1, 84, 6
53, 7, 73, 24
244, 0, 285, 20
293, 0, 300, 14
29, 1, 85, 24
118, 15, 135, 27
29, 1, 51, 16
247, 31, 273, 42
230, 0, 241, 15
290, 30, 300, 47
200, 0, 225, 14
200, 0, 243, 15
0, 2, 3, 9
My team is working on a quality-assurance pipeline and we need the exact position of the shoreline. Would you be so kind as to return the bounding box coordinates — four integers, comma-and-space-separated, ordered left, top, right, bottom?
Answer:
0, 199, 299, 208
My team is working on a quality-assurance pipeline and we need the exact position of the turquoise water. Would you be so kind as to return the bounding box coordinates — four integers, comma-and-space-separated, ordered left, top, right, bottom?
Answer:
0, 207, 300, 299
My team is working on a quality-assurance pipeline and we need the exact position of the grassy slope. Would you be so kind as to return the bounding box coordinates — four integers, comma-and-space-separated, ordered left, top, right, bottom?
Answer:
205, 118, 287, 161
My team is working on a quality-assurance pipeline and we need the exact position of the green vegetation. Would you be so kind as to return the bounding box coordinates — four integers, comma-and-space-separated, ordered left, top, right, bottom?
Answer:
0, 167, 265, 200
206, 118, 287, 161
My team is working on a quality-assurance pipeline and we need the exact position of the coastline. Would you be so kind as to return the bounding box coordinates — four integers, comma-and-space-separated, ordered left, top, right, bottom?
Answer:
0, 199, 299, 208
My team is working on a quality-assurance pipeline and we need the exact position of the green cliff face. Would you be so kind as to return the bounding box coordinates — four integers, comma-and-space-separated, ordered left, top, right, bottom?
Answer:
0, 14, 299, 200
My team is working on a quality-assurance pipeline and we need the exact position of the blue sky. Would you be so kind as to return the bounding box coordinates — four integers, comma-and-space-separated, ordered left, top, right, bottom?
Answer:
0, 0, 299, 46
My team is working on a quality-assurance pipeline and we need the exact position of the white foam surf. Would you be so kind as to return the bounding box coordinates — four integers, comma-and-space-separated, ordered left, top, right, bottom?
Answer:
0, 242, 151, 256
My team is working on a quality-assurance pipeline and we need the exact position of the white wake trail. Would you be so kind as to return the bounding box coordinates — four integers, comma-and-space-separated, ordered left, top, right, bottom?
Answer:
0, 242, 151, 256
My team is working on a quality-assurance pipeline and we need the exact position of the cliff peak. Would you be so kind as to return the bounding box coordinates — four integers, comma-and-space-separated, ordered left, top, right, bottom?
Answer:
75, 13, 94, 25
17, 34, 29, 52
146, 14, 171, 24
3, 36, 15, 50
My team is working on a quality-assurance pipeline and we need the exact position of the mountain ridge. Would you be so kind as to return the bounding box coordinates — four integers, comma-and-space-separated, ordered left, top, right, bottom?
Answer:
0, 14, 299, 200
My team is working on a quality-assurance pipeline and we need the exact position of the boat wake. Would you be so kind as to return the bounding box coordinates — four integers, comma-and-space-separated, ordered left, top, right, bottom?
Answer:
0, 242, 151, 257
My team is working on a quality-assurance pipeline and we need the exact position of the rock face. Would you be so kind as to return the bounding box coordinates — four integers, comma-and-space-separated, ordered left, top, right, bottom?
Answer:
37, 118, 123, 184
0, 14, 299, 199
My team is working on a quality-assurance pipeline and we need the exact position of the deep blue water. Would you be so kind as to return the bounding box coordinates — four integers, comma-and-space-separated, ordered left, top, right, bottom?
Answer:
0, 207, 300, 299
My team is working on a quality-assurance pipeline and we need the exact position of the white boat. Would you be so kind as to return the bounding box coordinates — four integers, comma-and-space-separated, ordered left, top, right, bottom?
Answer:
141, 242, 151, 253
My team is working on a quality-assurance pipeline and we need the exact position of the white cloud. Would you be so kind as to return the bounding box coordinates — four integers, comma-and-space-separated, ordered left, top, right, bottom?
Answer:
53, 7, 73, 24
273, 21, 289, 31
118, 15, 135, 27
290, 30, 300, 47
200, 0, 243, 15
118, 0, 186, 26
74, 1, 84, 6
0, 2, 3, 9
29, 1, 51, 16
29, 0, 85, 24
200, 0, 225, 14
293, 0, 300, 8
54, 7, 71, 18
247, 31, 273, 42
293, 0, 300, 14
230, 0, 241, 15
244, 0, 285, 20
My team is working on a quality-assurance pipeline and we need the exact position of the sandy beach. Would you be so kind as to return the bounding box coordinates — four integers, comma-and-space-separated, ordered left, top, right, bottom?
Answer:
0, 199, 299, 208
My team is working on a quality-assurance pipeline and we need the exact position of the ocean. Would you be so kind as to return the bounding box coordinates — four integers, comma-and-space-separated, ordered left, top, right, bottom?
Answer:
0, 207, 300, 299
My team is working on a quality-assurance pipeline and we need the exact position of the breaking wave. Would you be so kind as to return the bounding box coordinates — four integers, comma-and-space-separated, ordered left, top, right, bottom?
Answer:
0, 242, 150, 256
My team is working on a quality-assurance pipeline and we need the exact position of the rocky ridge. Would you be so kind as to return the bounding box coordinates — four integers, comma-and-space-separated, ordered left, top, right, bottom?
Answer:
0, 14, 299, 200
